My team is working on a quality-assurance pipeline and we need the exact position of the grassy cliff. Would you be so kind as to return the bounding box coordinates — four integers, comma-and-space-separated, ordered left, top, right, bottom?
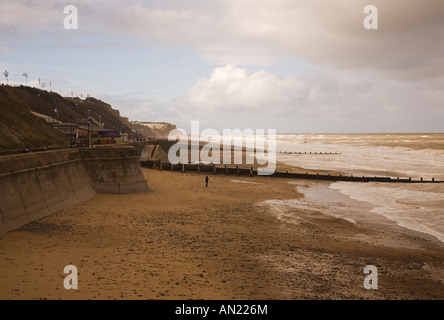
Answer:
0, 86, 70, 150
0, 85, 176, 151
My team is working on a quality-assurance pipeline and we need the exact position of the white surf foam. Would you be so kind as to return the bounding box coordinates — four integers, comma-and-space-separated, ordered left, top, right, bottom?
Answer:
330, 182, 444, 243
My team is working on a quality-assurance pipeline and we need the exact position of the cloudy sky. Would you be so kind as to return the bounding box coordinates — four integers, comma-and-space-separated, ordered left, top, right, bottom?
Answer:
1, 0, 443, 132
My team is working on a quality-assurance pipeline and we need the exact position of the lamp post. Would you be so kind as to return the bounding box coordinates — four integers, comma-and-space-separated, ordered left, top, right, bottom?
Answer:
70, 124, 74, 147
88, 109, 92, 148
3, 70, 9, 85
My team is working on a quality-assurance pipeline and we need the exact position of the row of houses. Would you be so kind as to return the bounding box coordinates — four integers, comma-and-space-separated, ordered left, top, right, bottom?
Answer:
30, 111, 147, 146
51, 122, 129, 146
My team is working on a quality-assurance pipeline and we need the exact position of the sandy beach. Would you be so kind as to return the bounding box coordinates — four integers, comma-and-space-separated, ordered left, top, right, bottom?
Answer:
1, 168, 444, 300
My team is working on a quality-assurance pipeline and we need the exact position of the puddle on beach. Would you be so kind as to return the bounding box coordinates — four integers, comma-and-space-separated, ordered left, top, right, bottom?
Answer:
261, 181, 373, 226
261, 180, 444, 244
231, 179, 264, 185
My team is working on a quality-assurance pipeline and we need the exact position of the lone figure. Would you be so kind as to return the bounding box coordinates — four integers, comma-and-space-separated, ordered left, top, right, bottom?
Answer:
205, 176, 209, 188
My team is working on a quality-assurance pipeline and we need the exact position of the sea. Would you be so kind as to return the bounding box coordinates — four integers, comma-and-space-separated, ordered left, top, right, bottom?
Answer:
271, 133, 444, 243
193, 132, 444, 242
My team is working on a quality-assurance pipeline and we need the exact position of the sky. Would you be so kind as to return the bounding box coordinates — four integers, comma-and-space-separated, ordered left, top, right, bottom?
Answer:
1, 0, 443, 133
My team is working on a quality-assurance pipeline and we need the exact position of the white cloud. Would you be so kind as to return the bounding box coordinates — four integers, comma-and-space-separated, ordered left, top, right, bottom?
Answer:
170, 65, 444, 132
181, 65, 370, 114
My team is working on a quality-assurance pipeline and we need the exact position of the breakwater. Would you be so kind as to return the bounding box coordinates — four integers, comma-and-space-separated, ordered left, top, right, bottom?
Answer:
142, 160, 443, 184
0, 146, 148, 235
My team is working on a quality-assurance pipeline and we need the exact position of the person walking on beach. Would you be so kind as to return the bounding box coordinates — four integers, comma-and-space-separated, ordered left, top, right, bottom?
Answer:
205, 176, 209, 188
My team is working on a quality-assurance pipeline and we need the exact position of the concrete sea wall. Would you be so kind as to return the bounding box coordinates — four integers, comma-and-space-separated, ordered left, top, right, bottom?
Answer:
81, 147, 149, 194
0, 146, 148, 236
0, 149, 95, 235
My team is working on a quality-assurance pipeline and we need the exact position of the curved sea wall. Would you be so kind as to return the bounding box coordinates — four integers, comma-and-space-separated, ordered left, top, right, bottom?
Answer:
0, 146, 148, 236
0, 149, 95, 235
81, 146, 149, 194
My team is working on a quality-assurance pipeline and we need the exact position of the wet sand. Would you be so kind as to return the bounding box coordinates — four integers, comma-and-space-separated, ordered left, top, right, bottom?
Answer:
1, 168, 444, 300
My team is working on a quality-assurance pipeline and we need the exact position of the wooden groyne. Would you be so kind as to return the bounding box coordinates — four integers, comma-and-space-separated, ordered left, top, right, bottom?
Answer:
141, 160, 443, 184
